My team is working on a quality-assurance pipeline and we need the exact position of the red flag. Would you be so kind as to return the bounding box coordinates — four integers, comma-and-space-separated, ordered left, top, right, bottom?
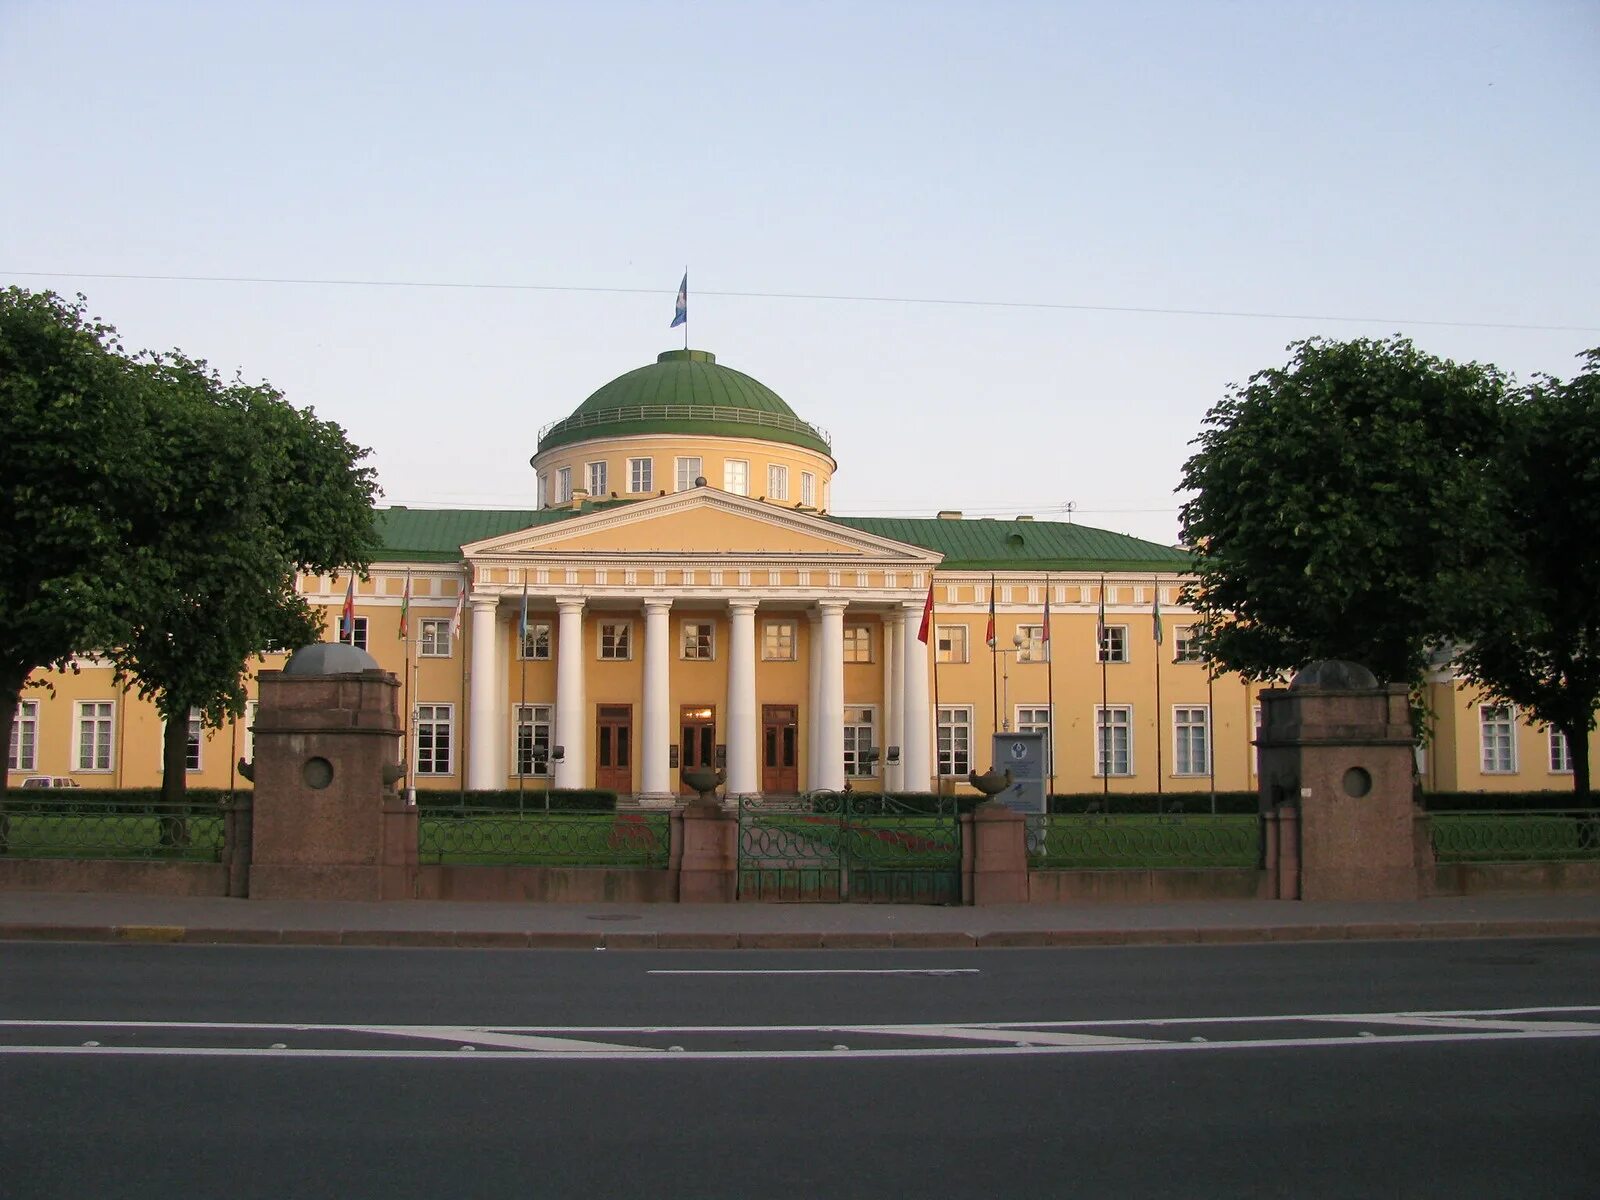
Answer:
916, 580, 935, 644
985, 574, 997, 649
339, 574, 356, 643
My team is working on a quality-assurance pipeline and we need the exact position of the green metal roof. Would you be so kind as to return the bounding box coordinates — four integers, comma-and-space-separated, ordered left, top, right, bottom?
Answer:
372, 504, 1189, 573
535, 349, 833, 457
827, 516, 1192, 572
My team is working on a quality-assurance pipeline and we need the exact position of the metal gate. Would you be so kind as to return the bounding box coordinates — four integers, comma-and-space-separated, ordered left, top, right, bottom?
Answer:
737, 791, 962, 903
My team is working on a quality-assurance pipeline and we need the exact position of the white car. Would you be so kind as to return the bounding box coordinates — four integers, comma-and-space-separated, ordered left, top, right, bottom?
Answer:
20, 776, 81, 789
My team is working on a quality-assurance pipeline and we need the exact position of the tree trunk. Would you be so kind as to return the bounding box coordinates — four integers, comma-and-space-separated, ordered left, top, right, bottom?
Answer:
0, 668, 28, 854
161, 714, 190, 804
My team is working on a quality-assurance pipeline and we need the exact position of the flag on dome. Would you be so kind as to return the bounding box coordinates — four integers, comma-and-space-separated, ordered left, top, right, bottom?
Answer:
670, 272, 687, 328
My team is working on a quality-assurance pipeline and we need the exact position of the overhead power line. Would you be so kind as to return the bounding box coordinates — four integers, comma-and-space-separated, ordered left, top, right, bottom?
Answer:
3, 269, 1595, 335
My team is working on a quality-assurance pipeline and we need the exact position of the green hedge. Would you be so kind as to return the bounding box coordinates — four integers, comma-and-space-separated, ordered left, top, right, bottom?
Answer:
1047, 791, 1258, 815
1, 787, 236, 814
416, 788, 618, 812
1421, 790, 1595, 812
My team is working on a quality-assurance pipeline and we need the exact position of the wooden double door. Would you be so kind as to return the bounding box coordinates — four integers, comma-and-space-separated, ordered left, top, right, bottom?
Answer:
762, 704, 798, 795
595, 704, 632, 793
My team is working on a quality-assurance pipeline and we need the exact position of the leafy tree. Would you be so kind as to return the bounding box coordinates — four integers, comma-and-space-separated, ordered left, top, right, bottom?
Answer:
0, 289, 154, 794
1178, 336, 1510, 690
1456, 350, 1600, 799
109, 354, 380, 802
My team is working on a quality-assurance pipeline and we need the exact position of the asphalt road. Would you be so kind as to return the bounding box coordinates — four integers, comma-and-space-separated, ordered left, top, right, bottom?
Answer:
3, 939, 1598, 1198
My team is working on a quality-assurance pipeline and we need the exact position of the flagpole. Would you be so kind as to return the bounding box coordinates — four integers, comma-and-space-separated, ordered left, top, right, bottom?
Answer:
1153, 579, 1164, 811
683, 264, 689, 351
401, 570, 414, 805
988, 574, 999, 742
1045, 574, 1055, 797
457, 582, 469, 806
1209, 661, 1218, 814
518, 573, 529, 808
1099, 574, 1109, 800
930, 583, 943, 796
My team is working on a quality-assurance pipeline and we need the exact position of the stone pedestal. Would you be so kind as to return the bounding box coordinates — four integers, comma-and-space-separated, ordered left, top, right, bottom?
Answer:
247, 646, 415, 901
1257, 661, 1428, 902
963, 804, 1029, 905
672, 802, 737, 903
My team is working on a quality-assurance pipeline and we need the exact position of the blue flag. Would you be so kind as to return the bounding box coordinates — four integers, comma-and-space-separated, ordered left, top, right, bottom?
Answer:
670, 272, 687, 328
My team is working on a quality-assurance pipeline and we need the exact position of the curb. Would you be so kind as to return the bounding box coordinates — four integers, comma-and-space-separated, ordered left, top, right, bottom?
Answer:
1, 919, 1598, 950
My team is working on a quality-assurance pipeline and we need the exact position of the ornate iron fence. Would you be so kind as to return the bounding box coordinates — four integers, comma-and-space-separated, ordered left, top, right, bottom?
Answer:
1431, 810, 1600, 863
0, 795, 226, 861
417, 809, 670, 867
738, 791, 962, 903
1025, 813, 1261, 869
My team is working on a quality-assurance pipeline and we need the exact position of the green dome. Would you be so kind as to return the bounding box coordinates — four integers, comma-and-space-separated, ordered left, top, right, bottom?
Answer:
535, 349, 833, 457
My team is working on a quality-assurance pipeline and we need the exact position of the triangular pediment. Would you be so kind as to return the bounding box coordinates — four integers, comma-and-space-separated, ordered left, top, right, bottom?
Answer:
462, 489, 939, 564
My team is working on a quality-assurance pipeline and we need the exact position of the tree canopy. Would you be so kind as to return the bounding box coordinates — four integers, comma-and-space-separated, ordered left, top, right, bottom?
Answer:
1455, 349, 1600, 798
0, 288, 377, 796
0, 290, 153, 793
1178, 335, 1511, 690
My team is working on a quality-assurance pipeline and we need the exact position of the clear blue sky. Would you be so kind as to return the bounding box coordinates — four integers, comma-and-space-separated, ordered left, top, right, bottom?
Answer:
4, 1, 1596, 546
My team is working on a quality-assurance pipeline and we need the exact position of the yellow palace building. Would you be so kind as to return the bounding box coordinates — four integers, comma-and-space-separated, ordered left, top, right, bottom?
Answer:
10, 348, 1593, 798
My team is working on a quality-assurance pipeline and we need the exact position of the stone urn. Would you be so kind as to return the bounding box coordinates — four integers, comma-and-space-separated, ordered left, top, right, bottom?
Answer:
967, 767, 1014, 807
680, 765, 727, 808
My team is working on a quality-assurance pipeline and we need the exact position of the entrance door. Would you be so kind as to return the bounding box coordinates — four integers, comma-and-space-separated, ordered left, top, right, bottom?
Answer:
596, 705, 632, 793
680, 705, 716, 793
762, 704, 798, 795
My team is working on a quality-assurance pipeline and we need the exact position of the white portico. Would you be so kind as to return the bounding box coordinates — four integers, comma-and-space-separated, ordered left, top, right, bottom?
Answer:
458, 487, 940, 800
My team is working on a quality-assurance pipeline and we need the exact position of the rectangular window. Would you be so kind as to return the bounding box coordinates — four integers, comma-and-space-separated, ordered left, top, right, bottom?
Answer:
675, 457, 703, 492
1548, 728, 1571, 774
762, 620, 797, 661
1095, 706, 1133, 777
75, 701, 114, 772
416, 704, 454, 776
936, 624, 968, 664
243, 700, 258, 764
767, 464, 788, 501
340, 615, 368, 651
843, 626, 872, 663
515, 704, 554, 776
585, 461, 607, 497
724, 459, 749, 495
1097, 625, 1128, 663
419, 618, 452, 658
1017, 624, 1047, 663
681, 621, 714, 660
1174, 706, 1210, 776
520, 621, 552, 661
555, 466, 573, 504
1480, 704, 1517, 774
8, 699, 38, 772
628, 457, 653, 494
599, 622, 632, 661
800, 472, 816, 507
843, 706, 878, 777
1173, 627, 1203, 663
937, 707, 971, 778
1016, 706, 1050, 739
185, 708, 202, 772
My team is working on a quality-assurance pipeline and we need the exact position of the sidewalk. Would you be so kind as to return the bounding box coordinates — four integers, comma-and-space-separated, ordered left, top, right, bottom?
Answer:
2, 890, 1599, 950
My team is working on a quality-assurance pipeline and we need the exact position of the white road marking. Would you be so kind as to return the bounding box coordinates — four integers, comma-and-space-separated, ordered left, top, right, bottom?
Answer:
2, 1028, 1599, 1062
4, 1007, 1598, 1062
646, 969, 980, 976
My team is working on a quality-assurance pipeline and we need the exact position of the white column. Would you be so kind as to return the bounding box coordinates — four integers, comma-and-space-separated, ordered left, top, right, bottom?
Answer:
806, 609, 822, 790
884, 618, 901, 791
554, 597, 586, 789
641, 600, 673, 799
726, 599, 759, 797
816, 600, 847, 791
467, 595, 501, 790
901, 600, 933, 792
